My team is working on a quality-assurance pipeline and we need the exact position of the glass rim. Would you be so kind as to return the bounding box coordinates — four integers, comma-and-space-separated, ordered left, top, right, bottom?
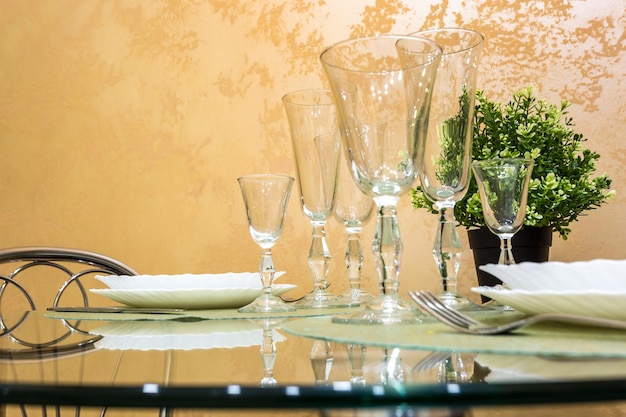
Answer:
471, 158, 534, 167
319, 34, 442, 74
237, 174, 295, 183
408, 27, 484, 56
281, 88, 334, 107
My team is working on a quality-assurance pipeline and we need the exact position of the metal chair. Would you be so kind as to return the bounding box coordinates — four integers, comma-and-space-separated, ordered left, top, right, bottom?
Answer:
0, 246, 139, 355
0, 246, 138, 310
0, 247, 140, 417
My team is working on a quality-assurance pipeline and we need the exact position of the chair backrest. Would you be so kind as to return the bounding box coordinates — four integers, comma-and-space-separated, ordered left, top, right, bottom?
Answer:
0, 246, 138, 311
0, 246, 138, 361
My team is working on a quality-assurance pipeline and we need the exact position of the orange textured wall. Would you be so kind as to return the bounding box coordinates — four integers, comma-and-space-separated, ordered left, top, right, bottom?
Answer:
0, 1, 624, 298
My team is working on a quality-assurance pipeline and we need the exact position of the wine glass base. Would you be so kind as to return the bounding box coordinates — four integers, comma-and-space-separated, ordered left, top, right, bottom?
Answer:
293, 289, 351, 309
260, 378, 277, 387
331, 295, 421, 324
482, 299, 515, 311
339, 289, 375, 306
238, 294, 297, 313
438, 292, 487, 312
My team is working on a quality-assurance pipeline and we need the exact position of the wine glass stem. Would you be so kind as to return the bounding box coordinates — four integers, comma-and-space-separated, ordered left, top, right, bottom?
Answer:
372, 204, 402, 297
433, 205, 462, 294
259, 247, 275, 295
345, 227, 364, 291
499, 237, 515, 265
309, 222, 331, 291
348, 343, 366, 385
260, 325, 277, 386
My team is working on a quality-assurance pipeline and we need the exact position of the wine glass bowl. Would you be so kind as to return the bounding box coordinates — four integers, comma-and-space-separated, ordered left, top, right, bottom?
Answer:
321, 35, 442, 324
237, 174, 295, 313
471, 158, 534, 265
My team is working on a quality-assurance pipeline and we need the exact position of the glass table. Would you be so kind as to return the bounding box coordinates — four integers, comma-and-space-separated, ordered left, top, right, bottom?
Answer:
2, 308, 626, 417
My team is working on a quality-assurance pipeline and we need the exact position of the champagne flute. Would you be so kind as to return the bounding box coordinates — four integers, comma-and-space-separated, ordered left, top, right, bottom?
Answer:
283, 89, 345, 308
334, 148, 375, 305
238, 174, 295, 313
412, 28, 484, 308
471, 158, 534, 265
321, 35, 442, 324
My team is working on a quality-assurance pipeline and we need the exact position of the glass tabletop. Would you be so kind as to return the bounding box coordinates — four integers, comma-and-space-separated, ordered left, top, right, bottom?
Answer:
2, 309, 626, 416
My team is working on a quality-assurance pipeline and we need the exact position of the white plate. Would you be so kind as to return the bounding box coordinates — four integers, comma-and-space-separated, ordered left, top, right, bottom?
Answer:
479, 260, 626, 292
91, 284, 296, 309
95, 272, 286, 290
471, 286, 626, 321
91, 320, 285, 351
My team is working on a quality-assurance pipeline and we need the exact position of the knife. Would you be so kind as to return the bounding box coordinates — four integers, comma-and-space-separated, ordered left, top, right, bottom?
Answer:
47, 306, 187, 314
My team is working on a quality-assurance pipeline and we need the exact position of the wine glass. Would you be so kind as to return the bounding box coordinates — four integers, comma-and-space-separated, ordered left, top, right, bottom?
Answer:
282, 89, 345, 308
412, 28, 484, 308
471, 158, 534, 265
237, 174, 295, 313
321, 35, 442, 324
334, 149, 375, 305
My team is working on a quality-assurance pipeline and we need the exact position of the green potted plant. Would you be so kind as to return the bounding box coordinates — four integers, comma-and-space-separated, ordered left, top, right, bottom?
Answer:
411, 85, 615, 285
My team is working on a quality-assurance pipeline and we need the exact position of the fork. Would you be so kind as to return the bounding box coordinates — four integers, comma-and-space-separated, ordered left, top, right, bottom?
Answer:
408, 290, 626, 335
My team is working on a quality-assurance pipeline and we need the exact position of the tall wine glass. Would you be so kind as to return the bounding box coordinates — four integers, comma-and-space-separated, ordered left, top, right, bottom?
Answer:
334, 149, 375, 305
471, 158, 534, 265
283, 89, 344, 308
321, 35, 442, 324
412, 28, 484, 308
237, 174, 295, 313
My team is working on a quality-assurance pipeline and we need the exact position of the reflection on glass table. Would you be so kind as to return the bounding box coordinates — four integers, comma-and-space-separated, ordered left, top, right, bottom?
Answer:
3, 310, 626, 416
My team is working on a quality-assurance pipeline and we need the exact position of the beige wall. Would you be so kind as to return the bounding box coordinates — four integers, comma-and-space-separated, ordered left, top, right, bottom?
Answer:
0, 1, 624, 300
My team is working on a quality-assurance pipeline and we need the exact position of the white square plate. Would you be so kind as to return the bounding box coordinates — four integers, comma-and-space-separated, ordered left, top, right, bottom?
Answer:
471, 286, 626, 321
479, 260, 626, 292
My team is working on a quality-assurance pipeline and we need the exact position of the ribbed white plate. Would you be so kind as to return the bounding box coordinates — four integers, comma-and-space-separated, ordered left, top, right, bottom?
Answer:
92, 320, 285, 351
91, 284, 296, 309
479, 260, 626, 292
471, 286, 626, 320
95, 272, 285, 290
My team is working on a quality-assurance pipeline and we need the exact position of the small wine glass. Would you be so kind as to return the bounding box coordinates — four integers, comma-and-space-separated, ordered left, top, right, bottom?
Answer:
471, 158, 534, 265
237, 174, 295, 313
334, 149, 375, 305
412, 28, 483, 309
283, 89, 345, 308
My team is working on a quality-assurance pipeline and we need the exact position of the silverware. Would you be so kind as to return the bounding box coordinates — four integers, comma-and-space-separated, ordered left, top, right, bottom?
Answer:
47, 306, 187, 314
411, 351, 453, 372
408, 290, 626, 335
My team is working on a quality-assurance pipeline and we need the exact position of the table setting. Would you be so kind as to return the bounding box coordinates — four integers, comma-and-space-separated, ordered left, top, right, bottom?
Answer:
8, 26, 626, 416
42, 20, 626, 360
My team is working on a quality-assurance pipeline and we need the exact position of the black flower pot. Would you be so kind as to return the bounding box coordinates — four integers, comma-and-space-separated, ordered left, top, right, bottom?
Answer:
468, 226, 553, 300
